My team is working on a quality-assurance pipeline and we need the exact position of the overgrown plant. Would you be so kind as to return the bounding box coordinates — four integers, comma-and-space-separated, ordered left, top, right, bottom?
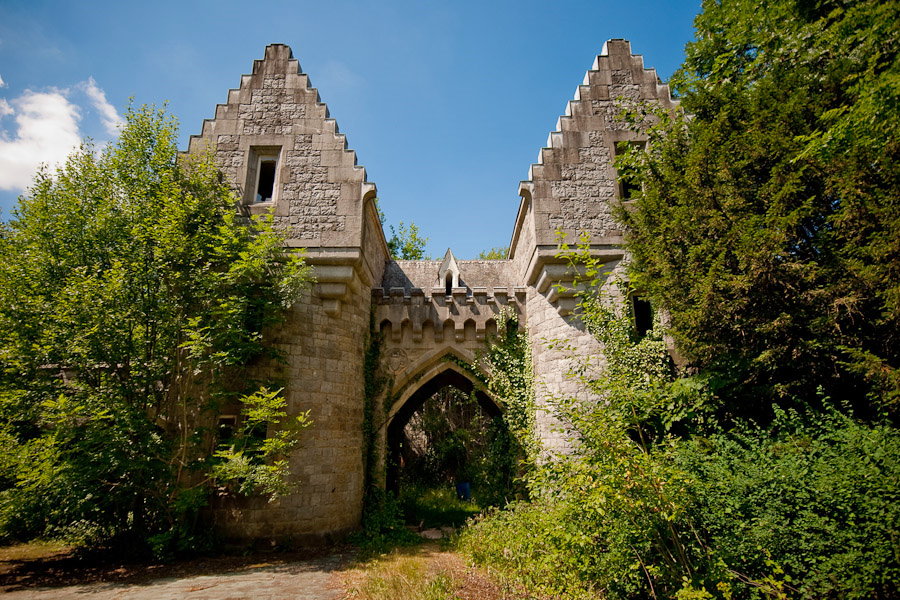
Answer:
616, 0, 900, 417
354, 316, 418, 552
211, 387, 311, 498
477, 309, 538, 476
397, 386, 515, 509
463, 240, 900, 598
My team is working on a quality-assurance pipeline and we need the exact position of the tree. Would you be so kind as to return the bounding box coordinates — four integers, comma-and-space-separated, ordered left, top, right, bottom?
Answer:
618, 0, 900, 416
0, 105, 311, 551
476, 247, 508, 260
387, 220, 429, 260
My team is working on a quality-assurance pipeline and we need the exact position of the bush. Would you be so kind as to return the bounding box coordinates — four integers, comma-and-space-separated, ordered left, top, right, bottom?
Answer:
352, 488, 420, 555
679, 409, 900, 599
461, 502, 597, 599
0, 105, 311, 553
462, 410, 900, 599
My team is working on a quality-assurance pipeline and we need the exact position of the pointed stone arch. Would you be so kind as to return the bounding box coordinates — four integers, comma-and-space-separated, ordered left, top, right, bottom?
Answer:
386, 348, 497, 424
383, 354, 502, 492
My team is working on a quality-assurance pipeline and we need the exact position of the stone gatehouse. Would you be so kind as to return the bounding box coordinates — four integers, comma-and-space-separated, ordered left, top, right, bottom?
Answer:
187, 39, 676, 543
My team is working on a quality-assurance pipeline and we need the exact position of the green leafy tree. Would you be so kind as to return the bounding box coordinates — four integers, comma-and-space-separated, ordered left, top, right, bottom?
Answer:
476, 247, 508, 260
387, 220, 429, 260
618, 0, 900, 416
0, 105, 311, 550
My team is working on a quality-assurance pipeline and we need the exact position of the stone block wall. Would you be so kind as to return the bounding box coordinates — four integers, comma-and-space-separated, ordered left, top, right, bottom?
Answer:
187, 43, 368, 249
207, 273, 371, 543
523, 38, 676, 250
192, 44, 389, 543
511, 39, 676, 457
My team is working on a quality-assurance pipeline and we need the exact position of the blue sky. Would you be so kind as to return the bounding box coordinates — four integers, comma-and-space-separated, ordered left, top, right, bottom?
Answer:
0, 0, 699, 259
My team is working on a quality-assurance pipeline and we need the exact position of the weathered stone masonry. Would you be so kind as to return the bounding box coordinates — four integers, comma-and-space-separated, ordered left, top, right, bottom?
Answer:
188, 39, 675, 542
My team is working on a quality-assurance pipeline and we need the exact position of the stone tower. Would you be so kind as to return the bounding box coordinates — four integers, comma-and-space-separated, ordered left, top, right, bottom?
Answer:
188, 39, 675, 543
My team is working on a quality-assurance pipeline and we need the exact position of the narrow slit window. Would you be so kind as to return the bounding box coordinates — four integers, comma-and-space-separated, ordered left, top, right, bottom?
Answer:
255, 158, 277, 203
445, 273, 453, 296
620, 173, 641, 200
632, 296, 653, 338
217, 415, 237, 443
615, 141, 646, 200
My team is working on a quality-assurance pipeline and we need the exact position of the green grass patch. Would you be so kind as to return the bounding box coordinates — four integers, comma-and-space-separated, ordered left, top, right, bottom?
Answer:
399, 486, 481, 529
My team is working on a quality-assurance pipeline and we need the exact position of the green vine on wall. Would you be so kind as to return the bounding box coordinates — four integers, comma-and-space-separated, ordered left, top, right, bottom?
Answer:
355, 311, 419, 549
362, 311, 389, 491
475, 309, 539, 477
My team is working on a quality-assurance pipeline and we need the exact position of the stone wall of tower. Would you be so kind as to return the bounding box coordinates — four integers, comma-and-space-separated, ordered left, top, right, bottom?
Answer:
207, 278, 372, 543
524, 38, 676, 250
190, 44, 390, 542
513, 39, 676, 457
187, 43, 370, 249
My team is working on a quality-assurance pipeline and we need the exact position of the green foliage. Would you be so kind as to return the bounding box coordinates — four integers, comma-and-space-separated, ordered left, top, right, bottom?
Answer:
463, 251, 711, 598
211, 387, 311, 498
461, 501, 601, 599
677, 408, 900, 600
352, 487, 420, 555
398, 486, 481, 529
477, 310, 538, 472
617, 0, 900, 415
476, 247, 508, 260
0, 105, 311, 552
362, 315, 389, 492
387, 221, 430, 260
464, 240, 899, 599
398, 386, 515, 508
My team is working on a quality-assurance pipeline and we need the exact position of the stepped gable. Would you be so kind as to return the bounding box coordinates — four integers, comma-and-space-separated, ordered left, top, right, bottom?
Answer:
187, 43, 377, 251
510, 38, 676, 278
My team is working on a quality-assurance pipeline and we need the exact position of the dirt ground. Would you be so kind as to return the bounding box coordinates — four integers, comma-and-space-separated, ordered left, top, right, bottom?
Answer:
0, 540, 508, 600
0, 542, 351, 600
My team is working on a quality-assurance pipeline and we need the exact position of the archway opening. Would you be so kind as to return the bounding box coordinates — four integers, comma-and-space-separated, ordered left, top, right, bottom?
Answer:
386, 368, 514, 527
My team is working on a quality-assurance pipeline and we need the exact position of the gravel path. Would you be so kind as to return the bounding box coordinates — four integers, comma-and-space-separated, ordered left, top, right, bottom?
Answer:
2, 552, 346, 600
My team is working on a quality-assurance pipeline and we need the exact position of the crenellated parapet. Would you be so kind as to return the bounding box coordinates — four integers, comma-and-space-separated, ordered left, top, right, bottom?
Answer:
372, 284, 525, 346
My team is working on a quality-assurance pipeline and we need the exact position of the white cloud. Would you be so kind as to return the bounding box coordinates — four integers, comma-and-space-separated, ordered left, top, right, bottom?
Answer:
0, 75, 6, 88
0, 78, 123, 192
81, 77, 123, 135
0, 89, 82, 191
